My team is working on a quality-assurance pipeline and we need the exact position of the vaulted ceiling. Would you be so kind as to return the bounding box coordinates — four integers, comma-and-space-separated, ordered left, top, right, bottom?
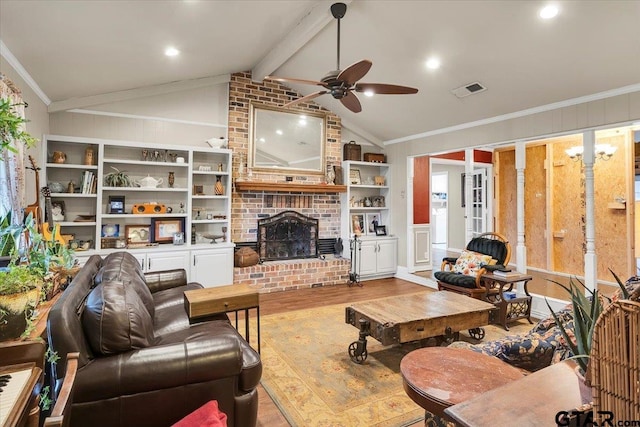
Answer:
1, 0, 639, 145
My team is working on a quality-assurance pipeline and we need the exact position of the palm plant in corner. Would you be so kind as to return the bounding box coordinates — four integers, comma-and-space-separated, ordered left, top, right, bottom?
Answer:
545, 270, 629, 380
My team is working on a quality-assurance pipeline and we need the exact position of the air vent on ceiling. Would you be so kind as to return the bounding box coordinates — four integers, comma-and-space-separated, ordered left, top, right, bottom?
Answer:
451, 82, 487, 98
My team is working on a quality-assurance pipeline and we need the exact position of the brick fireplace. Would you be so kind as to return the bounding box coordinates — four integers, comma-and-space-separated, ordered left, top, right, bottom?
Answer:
228, 72, 349, 292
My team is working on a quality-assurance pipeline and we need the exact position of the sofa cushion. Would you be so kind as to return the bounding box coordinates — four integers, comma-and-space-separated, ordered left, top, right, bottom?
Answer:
452, 250, 492, 276
83, 279, 156, 355
496, 334, 555, 371
95, 252, 155, 318
434, 271, 477, 288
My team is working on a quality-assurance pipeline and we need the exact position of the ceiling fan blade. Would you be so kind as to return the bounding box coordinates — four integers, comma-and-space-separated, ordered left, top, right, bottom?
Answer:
337, 60, 372, 86
282, 91, 328, 108
340, 91, 362, 113
355, 83, 419, 95
265, 76, 326, 87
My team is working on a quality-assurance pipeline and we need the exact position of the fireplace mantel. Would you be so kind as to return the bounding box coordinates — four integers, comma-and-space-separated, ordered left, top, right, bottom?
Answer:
235, 181, 347, 194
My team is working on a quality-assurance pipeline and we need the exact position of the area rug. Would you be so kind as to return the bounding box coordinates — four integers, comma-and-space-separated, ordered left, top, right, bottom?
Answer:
252, 297, 533, 427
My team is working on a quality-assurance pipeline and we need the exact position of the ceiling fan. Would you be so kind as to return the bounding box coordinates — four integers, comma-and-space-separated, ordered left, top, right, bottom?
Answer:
265, 2, 418, 113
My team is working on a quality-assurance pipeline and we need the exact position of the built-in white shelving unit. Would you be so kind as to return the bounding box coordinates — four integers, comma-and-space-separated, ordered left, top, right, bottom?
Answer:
42, 135, 234, 286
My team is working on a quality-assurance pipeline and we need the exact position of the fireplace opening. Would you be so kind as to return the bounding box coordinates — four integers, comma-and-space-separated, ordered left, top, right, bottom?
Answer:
257, 210, 318, 261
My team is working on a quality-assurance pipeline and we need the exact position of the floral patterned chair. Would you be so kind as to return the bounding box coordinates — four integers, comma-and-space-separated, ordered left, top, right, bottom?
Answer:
434, 232, 511, 300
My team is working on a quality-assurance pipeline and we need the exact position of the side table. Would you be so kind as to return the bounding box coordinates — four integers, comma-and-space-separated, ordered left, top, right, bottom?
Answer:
184, 284, 260, 353
401, 347, 524, 424
481, 273, 533, 330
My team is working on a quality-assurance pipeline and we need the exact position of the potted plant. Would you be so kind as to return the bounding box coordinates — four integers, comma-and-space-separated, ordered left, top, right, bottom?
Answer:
546, 271, 629, 376
104, 166, 132, 187
0, 264, 43, 340
0, 214, 78, 341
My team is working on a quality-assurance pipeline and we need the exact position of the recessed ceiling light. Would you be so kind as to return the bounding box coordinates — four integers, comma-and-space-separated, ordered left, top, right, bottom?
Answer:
426, 58, 441, 70
539, 5, 559, 19
363, 90, 374, 97
259, 137, 266, 143
165, 47, 180, 57
276, 130, 283, 135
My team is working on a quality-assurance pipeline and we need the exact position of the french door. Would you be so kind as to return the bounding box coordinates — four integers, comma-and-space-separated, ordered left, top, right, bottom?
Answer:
469, 168, 488, 237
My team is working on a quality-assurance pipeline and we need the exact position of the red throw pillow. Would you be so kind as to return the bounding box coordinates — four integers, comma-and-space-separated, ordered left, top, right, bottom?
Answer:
172, 400, 227, 427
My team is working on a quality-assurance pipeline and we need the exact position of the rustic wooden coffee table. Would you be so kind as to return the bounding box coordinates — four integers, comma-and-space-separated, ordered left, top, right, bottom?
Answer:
345, 291, 495, 363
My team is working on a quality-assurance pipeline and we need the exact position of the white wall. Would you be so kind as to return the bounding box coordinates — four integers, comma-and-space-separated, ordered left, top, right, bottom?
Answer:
387, 90, 640, 268
49, 84, 229, 147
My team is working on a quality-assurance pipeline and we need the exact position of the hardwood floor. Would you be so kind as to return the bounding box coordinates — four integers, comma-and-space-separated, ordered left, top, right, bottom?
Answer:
255, 278, 429, 427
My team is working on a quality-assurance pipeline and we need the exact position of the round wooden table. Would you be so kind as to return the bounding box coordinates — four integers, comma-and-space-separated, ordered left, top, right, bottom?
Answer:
400, 347, 525, 423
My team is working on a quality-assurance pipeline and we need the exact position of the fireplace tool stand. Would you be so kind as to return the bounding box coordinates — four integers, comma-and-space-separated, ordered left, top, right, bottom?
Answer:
348, 235, 363, 287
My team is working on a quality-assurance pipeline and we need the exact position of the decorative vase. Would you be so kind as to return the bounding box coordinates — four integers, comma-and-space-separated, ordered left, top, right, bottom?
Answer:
84, 146, 94, 165
168, 171, 175, 188
52, 151, 66, 164
574, 365, 593, 405
0, 287, 41, 341
214, 176, 224, 195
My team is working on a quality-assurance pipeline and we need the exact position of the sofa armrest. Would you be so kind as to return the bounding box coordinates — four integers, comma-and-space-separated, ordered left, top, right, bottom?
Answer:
144, 269, 188, 293
484, 264, 507, 272
71, 331, 243, 402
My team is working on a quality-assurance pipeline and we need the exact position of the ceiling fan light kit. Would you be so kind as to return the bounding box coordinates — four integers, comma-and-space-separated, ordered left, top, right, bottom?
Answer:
265, 2, 418, 113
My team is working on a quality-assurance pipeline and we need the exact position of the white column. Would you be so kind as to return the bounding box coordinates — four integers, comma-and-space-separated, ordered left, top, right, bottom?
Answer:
515, 141, 527, 274
583, 131, 597, 291
465, 149, 473, 242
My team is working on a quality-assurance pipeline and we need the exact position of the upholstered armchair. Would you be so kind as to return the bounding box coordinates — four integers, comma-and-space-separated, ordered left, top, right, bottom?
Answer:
434, 232, 511, 300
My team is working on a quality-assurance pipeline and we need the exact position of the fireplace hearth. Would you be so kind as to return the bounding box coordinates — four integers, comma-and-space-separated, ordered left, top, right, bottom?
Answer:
257, 211, 318, 261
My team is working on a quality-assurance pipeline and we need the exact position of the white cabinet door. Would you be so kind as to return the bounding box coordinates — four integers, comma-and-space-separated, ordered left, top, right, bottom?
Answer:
145, 251, 189, 274
357, 240, 378, 276
376, 239, 397, 274
131, 253, 147, 271
191, 248, 234, 287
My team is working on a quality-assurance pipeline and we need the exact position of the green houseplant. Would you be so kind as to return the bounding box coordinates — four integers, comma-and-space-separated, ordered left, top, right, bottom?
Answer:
104, 166, 132, 187
0, 213, 77, 340
546, 270, 629, 375
0, 97, 37, 159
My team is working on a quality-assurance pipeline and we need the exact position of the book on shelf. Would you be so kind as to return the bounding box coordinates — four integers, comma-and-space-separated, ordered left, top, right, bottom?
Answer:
81, 170, 96, 194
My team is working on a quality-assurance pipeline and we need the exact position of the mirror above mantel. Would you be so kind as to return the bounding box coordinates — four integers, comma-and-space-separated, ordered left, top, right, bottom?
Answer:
248, 103, 326, 174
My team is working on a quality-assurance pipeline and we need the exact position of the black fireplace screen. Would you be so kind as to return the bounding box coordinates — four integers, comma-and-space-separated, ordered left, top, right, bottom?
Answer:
257, 210, 318, 261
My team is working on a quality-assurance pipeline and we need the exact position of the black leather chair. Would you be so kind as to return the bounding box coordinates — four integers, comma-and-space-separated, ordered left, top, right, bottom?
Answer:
435, 232, 511, 300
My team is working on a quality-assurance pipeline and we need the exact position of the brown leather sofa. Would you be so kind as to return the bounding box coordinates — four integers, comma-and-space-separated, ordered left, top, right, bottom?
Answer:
47, 251, 261, 427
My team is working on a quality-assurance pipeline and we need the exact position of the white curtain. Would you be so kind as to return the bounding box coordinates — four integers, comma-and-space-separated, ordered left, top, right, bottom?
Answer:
0, 74, 26, 225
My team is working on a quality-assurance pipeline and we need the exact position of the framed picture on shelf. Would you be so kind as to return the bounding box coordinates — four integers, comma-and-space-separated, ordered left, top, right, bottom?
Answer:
125, 224, 150, 244
350, 214, 365, 235
101, 224, 119, 238
108, 195, 125, 214
50, 201, 65, 222
150, 218, 185, 244
349, 168, 361, 185
375, 225, 387, 236
365, 213, 380, 235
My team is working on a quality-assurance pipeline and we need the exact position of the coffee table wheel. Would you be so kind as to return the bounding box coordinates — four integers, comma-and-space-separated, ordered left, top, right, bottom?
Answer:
348, 341, 368, 363
468, 327, 485, 340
